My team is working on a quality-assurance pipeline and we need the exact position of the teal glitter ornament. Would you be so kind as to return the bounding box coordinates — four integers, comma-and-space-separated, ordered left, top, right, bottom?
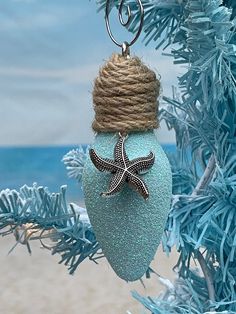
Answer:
82, 52, 172, 281
82, 0, 172, 281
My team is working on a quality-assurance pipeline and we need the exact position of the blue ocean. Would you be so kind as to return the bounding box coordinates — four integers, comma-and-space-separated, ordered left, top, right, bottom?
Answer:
0, 145, 175, 203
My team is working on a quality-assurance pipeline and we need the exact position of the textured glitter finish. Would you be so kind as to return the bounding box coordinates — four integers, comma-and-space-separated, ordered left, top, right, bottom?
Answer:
82, 131, 172, 281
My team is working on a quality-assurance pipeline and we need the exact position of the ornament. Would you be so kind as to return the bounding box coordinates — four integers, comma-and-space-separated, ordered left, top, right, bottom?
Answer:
82, 0, 172, 281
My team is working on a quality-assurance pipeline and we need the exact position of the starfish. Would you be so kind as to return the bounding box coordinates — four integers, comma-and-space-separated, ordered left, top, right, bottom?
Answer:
89, 133, 155, 199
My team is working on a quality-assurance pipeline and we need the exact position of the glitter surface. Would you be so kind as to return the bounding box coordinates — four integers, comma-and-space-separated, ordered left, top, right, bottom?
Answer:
82, 131, 172, 281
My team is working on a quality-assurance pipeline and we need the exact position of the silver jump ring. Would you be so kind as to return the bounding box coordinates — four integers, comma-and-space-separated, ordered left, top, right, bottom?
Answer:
105, 0, 144, 56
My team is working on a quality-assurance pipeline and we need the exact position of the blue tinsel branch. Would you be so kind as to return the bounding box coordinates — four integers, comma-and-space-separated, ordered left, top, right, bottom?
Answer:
0, 184, 101, 274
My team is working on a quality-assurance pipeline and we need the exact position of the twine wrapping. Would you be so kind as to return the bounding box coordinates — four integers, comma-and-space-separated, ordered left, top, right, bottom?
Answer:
92, 54, 160, 133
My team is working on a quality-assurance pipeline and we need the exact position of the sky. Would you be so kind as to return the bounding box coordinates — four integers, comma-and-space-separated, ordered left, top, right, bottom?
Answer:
0, 0, 183, 146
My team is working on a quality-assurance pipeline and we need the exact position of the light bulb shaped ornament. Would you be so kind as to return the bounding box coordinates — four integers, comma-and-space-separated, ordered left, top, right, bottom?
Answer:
82, 1, 172, 282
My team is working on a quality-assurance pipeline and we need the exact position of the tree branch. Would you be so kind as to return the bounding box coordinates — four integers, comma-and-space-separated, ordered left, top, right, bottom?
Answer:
192, 154, 216, 196
196, 251, 215, 311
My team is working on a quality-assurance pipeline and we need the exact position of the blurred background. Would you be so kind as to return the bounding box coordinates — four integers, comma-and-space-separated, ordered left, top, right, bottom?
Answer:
0, 0, 180, 313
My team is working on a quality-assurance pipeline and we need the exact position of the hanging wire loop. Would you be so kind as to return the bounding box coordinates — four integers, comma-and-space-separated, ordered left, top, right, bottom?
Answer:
105, 0, 144, 55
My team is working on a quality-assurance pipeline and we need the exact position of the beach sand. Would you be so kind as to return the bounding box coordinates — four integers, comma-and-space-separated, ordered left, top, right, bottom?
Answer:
0, 236, 177, 314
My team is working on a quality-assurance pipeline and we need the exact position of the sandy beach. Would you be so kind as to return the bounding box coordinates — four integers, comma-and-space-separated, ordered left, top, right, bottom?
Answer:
0, 235, 177, 314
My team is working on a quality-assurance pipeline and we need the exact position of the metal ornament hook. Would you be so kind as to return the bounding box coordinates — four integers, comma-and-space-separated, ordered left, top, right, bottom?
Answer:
122, 41, 130, 58
105, 0, 144, 56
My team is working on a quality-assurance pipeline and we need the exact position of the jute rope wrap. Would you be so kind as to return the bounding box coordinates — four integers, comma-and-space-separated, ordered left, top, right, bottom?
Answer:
92, 54, 160, 133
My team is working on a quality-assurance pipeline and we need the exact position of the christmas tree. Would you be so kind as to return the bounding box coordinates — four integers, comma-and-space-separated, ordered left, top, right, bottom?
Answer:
0, 0, 236, 313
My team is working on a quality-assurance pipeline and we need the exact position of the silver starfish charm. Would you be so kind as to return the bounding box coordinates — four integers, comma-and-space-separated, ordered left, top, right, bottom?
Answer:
89, 133, 155, 199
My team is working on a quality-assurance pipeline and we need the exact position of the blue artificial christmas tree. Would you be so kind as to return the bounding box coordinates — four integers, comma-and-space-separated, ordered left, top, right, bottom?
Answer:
0, 0, 236, 313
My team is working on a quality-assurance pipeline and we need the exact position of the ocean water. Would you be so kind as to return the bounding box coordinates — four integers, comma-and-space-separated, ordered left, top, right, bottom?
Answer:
0, 144, 175, 203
